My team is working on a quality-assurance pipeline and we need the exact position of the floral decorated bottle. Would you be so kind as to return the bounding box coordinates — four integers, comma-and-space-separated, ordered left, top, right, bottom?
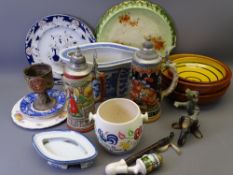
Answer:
130, 41, 178, 122
128, 153, 163, 175
63, 48, 95, 132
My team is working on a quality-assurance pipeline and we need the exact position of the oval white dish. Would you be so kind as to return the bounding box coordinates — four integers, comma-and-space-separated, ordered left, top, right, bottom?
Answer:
32, 130, 98, 169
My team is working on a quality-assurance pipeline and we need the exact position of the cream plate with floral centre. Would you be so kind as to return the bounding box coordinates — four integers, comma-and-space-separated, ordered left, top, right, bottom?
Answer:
96, 0, 176, 56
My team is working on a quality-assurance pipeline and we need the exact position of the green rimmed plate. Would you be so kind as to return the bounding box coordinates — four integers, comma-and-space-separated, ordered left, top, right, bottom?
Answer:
96, 0, 176, 56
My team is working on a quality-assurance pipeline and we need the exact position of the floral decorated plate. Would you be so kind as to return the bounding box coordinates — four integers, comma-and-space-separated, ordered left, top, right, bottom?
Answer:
11, 99, 67, 129
96, 0, 176, 56
32, 130, 98, 169
20, 89, 66, 119
25, 14, 96, 80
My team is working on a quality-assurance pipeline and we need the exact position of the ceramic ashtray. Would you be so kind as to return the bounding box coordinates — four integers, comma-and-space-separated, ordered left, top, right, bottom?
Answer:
32, 130, 98, 169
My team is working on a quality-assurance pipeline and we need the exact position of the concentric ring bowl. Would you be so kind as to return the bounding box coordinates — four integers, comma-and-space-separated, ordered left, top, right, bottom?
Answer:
162, 54, 232, 104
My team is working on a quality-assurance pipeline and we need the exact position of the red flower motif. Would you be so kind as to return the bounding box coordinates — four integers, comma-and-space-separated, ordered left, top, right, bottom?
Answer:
118, 132, 126, 140
134, 126, 142, 140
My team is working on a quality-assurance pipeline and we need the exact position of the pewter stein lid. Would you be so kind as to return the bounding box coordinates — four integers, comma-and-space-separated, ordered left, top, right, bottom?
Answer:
134, 41, 162, 66
65, 48, 92, 77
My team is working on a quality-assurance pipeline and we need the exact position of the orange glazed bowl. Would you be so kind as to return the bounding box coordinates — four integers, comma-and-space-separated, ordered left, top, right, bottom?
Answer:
168, 82, 230, 105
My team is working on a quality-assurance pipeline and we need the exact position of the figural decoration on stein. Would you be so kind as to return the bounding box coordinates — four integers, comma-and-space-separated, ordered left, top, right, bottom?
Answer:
172, 89, 203, 146
130, 41, 178, 122
63, 48, 101, 132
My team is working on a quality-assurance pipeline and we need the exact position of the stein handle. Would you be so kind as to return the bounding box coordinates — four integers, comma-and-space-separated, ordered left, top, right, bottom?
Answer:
161, 62, 178, 99
93, 71, 106, 103
98, 71, 106, 102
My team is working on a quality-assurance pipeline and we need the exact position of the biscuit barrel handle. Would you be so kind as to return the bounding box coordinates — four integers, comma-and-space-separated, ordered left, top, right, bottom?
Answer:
89, 112, 96, 122
140, 112, 148, 122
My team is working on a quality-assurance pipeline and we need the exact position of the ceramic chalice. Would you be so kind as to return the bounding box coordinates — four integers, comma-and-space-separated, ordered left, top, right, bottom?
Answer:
24, 64, 55, 111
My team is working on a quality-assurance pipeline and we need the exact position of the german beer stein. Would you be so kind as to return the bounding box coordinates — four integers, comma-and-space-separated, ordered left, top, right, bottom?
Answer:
63, 48, 104, 132
129, 41, 178, 122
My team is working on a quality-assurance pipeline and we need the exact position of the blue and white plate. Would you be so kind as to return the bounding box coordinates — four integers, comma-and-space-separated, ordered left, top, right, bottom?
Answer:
32, 130, 98, 169
20, 89, 66, 118
25, 14, 96, 80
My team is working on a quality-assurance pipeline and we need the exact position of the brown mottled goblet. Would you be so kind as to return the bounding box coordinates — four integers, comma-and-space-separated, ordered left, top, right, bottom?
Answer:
24, 64, 55, 111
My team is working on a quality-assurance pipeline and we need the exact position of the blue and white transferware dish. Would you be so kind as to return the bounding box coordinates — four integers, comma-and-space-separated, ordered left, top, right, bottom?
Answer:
25, 14, 96, 80
32, 130, 98, 169
60, 42, 139, 99
20, 89, 66, 118
11, 98, 67, 129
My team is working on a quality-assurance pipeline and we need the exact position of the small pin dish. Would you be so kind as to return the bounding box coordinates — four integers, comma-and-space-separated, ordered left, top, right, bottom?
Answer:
32, 130, 98, 169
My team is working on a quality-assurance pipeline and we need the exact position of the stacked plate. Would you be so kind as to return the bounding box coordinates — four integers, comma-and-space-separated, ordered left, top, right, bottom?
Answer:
162, 54, 232, 104
11, 89, 67, 129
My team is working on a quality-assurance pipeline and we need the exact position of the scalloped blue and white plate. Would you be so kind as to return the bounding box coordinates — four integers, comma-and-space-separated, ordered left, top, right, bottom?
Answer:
32, 130, 98, 169
25, 14, 96, 80
20, 89, 66, 118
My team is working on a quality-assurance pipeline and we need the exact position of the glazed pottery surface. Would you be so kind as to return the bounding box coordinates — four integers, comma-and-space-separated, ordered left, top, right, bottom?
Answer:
96, 0, 176, 56
170, 55, 229, 83
25, 14, 95, 80
129, 41, 178, 122
63, 48, 96, 132
162, 54, 232, 95
168, 82, 230, 105
89, 98, 148, 154
60, 42, 138, 99
32, 130, 98, 169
